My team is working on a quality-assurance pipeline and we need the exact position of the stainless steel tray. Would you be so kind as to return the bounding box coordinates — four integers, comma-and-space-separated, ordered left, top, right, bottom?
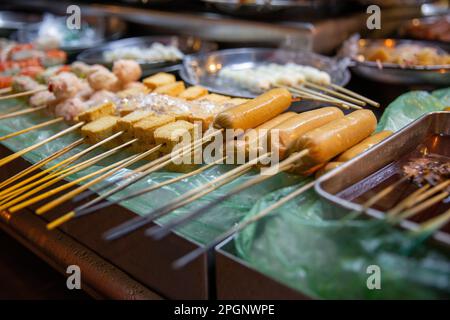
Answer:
215, 238, 309, 299
180, 47, 351, 98
0, 11, 42, 38
77, 36, 217, 76
315, 111, 450, 246
15, 14, 126, 56
341, 38, 450, 85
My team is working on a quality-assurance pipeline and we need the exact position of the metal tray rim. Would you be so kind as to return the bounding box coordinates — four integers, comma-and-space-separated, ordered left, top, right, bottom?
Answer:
314, 111, 450, 245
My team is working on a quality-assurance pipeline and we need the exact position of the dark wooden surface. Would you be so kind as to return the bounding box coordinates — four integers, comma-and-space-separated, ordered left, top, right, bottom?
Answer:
0, 231, 90, 300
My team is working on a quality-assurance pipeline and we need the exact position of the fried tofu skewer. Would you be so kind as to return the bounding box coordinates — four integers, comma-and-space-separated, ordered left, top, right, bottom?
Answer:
44, 128, 223, 228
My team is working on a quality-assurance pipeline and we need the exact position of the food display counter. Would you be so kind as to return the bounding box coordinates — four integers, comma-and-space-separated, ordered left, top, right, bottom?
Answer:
0, 0, 449, 302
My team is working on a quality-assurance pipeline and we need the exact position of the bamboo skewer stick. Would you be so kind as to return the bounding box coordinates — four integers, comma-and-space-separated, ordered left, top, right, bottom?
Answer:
0, 138, 84, 190
0, 131, 123, 199
0, 105, 46, 120
385, 184, 431, 218
172, 180, 316, 269
328, 82, 380, 108
147, 159, 306, 240
146, 152, 305, 239
398, 191, 449, 221
416, 208, 450, 234
0, 87, 12, 95
0, 139, 137, 212
71, 129, 225, 204
0, 88, 46, 101
387, 180, 450, 221
66, 140, 213, 217
363, 176, 411, 209
302, 82, 366, 106
103, 152, 272, 241
0, 122, 85, 168
40, 145, 161, 217
285, 86, 351, 110
292, 85, 363, 110
0, 117, 64, 142
8, 154, 137, 213
72, 156, 227, 218
44, 150, 161, 229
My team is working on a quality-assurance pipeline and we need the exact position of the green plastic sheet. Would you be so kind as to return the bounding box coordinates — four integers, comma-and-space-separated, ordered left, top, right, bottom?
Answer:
234, 88, 450, 299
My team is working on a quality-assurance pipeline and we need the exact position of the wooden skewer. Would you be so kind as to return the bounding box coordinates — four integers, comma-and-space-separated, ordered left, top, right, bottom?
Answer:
0, 138, 84, 190
67, 144, 207, 220
398, 191, 449, 221
328, 82, 380, 108
40, 145, 161, 217
285, 86, 350, 110
0, 105, 46, 120
103, 152, 272, 241
302, 82, 366, 106
387, 180, 450, 220
416, 208, 450, 234
146, 150, 307, 239
385, 184, 430, 218
0, 139, 137, 212
71, 156, 227, 218
0, 122, 85, 169
9, 154, 137, 213
341, 175, 411, 221
148, 160, 310, 240
71, 128, 225, 204
292, 85, 363, 110
171, 180, 316, 269
106, 149, 307, 241
0, 117, 64, 142
364, 176, 410, 209
0, 131, 123, 199
0, 87, 12, 95
0, 88, 46, 101
57, 137, 225, 227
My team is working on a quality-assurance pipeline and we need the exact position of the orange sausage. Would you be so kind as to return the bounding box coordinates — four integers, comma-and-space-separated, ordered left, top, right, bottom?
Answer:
231, 112, 298, 159
296, 109, 377, 166
213, 88, 292, 130
336, 130, 392, 162
271, 107, 344, 159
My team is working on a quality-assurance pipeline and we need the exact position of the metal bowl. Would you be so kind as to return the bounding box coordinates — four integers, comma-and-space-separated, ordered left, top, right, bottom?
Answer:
399, 15, 450, 45
343, 38, 450, 85
180, 47, 351, 99
16, 14, 126, 57
0, 11, 42, 38
201, 0, 346, 17
77, 35, 217, 76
